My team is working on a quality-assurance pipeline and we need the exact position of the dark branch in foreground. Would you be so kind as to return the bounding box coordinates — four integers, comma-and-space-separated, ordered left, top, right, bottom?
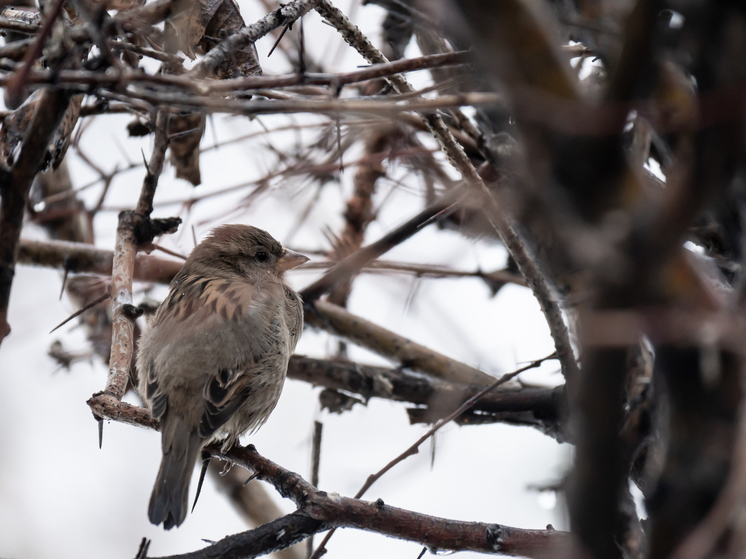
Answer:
146, 511, 325, 559
0, 88, 71, 344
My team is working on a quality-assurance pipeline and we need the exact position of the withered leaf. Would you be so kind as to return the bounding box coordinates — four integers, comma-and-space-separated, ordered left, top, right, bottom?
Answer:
166, 0, 260, 78
200, 0, 260, 79
166, 0, 225, 59
168, 111, 205, 186
127, 118, 153, 137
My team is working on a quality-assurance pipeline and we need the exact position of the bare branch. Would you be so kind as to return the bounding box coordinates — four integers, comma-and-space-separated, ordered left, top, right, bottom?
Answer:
103, 112, 173, 400
313, 0, 578, 384
300, 189, 462, 302
17, 238, 183, 283
306, 299, 495, 385
85, 398, 571, 559
287, 355, 562, 431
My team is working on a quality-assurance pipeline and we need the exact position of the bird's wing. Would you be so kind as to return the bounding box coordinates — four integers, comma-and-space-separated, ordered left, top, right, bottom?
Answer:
198, 366, 252, 439
284, 284, 304, 351
140, 276, 286, 441
141, 276, 256, 422
153, 275, 255, 326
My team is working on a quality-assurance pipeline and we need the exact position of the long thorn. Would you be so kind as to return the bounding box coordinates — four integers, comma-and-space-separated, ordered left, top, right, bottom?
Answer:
50, 292, 110, 333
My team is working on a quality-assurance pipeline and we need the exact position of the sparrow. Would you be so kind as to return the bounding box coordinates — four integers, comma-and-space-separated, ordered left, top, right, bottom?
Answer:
136, 224, 308, 530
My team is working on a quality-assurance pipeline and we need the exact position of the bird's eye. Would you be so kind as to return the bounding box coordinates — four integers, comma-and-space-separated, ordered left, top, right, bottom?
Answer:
256, 251, 268, 262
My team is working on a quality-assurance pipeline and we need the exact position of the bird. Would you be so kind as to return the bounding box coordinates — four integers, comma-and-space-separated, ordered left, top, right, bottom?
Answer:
136, 224, 308, 530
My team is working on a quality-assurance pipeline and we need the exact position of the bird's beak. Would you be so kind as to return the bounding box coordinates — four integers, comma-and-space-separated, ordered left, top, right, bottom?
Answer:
277, 248, 310, 271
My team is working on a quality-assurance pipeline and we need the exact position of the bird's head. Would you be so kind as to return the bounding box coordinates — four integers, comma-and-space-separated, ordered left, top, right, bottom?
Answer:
184, 224, 309, 281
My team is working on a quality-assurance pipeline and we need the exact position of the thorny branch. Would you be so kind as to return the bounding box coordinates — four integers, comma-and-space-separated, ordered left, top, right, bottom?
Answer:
313, 0, 579, 384
86, 376, 570, 559
309, 353, 557, 556
101, 112, 174, 400
287, 355, 563, 433
191, 0, 322, 78
9, 0, 746, 557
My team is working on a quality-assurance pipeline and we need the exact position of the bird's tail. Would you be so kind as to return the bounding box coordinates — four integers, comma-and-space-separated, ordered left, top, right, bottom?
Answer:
148, 416, 202, 530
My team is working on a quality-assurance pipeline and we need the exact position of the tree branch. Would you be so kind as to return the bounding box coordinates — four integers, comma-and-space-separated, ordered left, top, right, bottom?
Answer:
0, 88, 71, 344
103, 113, 172, 400
287, 355, 562, 432
306, 299, 495, 385
313, 0, 578, 384
84, 398, 571, 559
16, 238, 183, 283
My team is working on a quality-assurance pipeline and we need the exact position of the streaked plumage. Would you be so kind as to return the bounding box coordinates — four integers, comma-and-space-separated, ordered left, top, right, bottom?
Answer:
136, 224, 307, 530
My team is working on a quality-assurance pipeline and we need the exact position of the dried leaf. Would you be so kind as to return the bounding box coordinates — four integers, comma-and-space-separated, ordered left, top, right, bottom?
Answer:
165, 0, 260, 78
166, 0, 224, 59
127, 118, 153, 137
200, 0, 260, 78
168, 111, 205, 186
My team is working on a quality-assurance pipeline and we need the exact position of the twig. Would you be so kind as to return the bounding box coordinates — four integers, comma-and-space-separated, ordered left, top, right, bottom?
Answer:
298, 259, 527, 287
117, 90, 503, 118
87, 392, 159, 429
300, 188, 463, 301
355, 353, 557, 499
136, 112, 169, 216
207, 51, 469, 93
102, 112, 170, 400
306, 420, 324, 557
306, 299, 495, 386
314, 0, 578, 383
310, 420, 323, 488
310, 353, 556, 558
